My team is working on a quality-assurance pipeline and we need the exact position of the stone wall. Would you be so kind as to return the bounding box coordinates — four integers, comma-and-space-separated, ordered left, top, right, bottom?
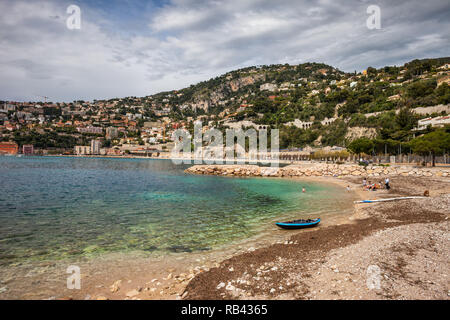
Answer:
185, 163, 450, 178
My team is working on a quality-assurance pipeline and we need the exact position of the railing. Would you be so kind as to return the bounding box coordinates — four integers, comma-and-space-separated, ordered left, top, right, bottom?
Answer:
277, 152, 450, 166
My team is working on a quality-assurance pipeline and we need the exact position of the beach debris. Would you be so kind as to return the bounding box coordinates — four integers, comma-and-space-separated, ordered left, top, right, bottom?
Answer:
225, 283, 235, 291
248, 247, 256, 252
175, 273, 188, 283
217, 282, 226, 289
270, 288, 276, 294
193, 266, 202, 274
126, 289, 140, 298
110, 280, 122, 293
228, 267, 234, 272
96, 296, 108, 300
181, 291, 188, 299
0, 287, 8, 294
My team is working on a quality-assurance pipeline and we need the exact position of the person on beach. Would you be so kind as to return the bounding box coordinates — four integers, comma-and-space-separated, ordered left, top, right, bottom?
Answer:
363, 178, 367, 188
346, 185, 351, 192
385, 177, 390, 190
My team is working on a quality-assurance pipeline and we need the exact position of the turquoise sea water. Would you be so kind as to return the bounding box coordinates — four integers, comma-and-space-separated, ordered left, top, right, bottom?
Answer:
0, 156, 348, 265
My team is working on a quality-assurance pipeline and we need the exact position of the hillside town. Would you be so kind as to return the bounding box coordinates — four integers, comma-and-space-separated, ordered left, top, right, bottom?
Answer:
1, 59, 449, 163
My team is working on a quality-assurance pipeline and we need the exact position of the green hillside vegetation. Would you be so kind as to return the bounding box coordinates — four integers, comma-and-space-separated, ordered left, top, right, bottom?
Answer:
1, 57, 449, 155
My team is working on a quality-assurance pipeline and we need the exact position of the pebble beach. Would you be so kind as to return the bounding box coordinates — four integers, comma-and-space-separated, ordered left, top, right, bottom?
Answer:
183, 171, 450, 300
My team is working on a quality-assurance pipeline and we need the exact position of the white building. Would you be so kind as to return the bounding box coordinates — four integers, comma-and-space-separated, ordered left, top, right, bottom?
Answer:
286, 119, 313, 129
320, 117, 337, 126
415, 115, 450, 130
90, 140, 101, 155
75, 146, 91, 155
260, 83, 278, 92
224, 120, 269, 131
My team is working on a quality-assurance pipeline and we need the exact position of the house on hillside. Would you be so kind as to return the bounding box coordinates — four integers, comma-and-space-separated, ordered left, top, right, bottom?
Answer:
414, 115, 450, 130
286, 119, 313, 129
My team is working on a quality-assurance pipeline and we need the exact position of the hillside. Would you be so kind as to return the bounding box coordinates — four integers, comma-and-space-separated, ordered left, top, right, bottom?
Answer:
145, 57, 450, 149
1, 57, 449, 153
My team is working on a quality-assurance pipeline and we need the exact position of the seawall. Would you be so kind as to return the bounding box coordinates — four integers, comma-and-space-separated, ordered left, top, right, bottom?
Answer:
185, 163, 450, 178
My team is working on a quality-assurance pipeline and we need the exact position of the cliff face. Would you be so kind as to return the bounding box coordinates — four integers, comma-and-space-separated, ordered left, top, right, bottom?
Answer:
228, 74, 266, 92
345, 127, 378, 140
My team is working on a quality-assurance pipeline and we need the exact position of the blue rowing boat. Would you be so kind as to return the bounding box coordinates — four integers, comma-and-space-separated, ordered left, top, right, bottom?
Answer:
275, 218, 321, 229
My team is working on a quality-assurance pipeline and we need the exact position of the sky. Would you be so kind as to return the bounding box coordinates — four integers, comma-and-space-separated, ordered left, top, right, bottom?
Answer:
0, 0, 449, 102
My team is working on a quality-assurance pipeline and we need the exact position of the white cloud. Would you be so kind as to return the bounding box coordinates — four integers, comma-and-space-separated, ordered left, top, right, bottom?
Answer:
0, 0, 449, 102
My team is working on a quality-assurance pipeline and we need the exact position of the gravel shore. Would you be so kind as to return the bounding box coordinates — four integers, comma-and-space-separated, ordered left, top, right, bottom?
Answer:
183, 175, 450, 300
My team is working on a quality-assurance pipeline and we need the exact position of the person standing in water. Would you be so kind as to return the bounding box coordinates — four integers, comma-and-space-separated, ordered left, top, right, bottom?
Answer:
302, 187, 306, 193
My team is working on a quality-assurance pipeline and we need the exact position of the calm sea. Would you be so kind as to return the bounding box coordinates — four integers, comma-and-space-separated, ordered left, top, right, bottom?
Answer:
0, 156, 350, 265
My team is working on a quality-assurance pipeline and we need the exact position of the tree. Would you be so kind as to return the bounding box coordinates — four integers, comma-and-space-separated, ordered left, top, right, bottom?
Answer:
406, 79, 436, 99
395, 107, 417, 131
409, 129, 450, 166
435, 82, 450, 104
347, 137, 374, 160
367, 66, 377, 76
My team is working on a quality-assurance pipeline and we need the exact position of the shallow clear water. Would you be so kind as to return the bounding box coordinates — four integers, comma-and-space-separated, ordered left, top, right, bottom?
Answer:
0, 156, 348, 265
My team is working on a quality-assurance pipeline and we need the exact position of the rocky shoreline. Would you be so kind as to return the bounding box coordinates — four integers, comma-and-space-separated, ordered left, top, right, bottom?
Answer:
185, 163, 450, 178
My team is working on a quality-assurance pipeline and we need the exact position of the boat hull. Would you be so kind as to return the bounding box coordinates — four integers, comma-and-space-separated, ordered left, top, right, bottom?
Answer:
275, 218, 320, 230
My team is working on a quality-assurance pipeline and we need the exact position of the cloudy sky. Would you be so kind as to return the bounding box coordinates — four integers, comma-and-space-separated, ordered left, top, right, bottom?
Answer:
1, 0, 449, 102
